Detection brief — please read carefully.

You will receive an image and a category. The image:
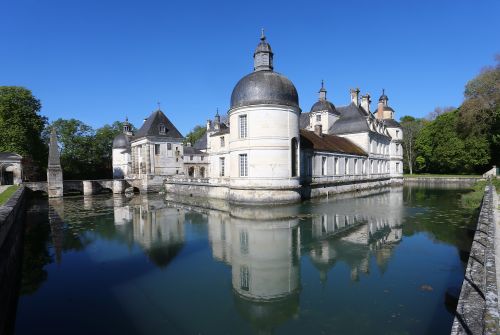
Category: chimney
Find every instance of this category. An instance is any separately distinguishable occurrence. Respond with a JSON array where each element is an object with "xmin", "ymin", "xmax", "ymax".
[
  {"xmin": 214, "ymin": 109, "xmax": 220, "ymax": 130},
  {"xmin": 187, "ymin": 142, "xmax": 192, "ymax": 147},
  {"xmin": 206, "ymin": 119, "xmax": 212, "ymax": 131},
  {"xmin": 350, "ymin": 88, "xmax": 360, "ymax": 106},
  {"xmin": 361, "ymin": 94, "xmax": 371, "ymax": 113},
  {"xmin": 314, "ymin": 124, "xmax": 323, "ymax": 136}
]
